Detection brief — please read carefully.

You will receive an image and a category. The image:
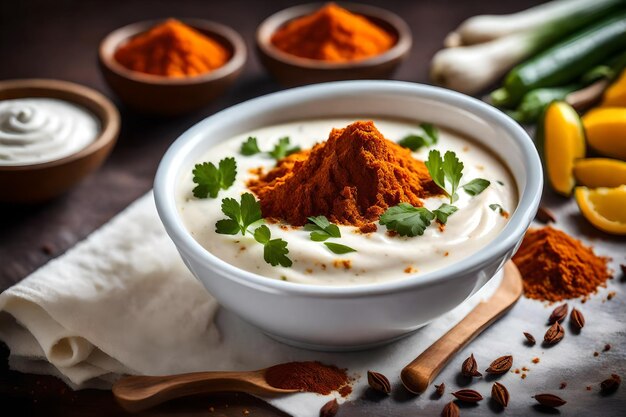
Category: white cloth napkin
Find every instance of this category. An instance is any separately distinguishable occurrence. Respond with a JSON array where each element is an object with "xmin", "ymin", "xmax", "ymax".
[{"xmin": 1, "ymin": 193, "xmax": 623, "ymax": 417}]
